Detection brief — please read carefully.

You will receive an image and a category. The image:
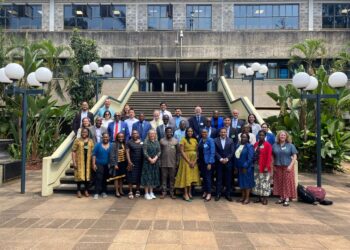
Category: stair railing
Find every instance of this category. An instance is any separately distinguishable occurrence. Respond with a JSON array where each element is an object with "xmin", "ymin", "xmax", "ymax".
[{"xmin": 41, "ymin": 77, "xmax": 138, "ymax": 196}]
